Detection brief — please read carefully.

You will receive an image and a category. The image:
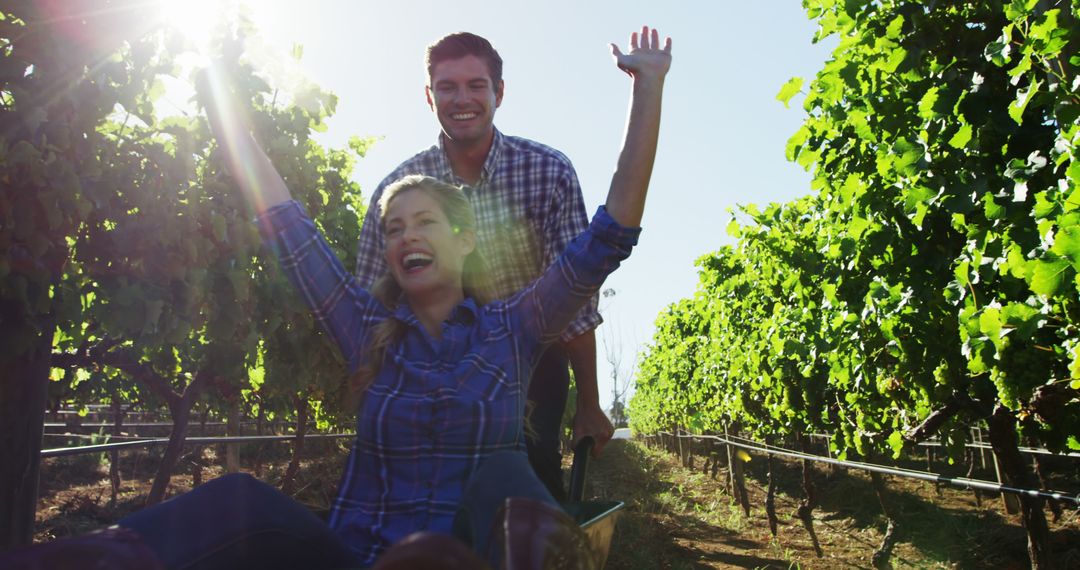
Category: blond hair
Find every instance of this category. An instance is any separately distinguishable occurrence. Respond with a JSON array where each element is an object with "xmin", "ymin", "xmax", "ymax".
[{"xmin": 348, "ymin": 176, "xmax": 493, "ymax": 403}]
